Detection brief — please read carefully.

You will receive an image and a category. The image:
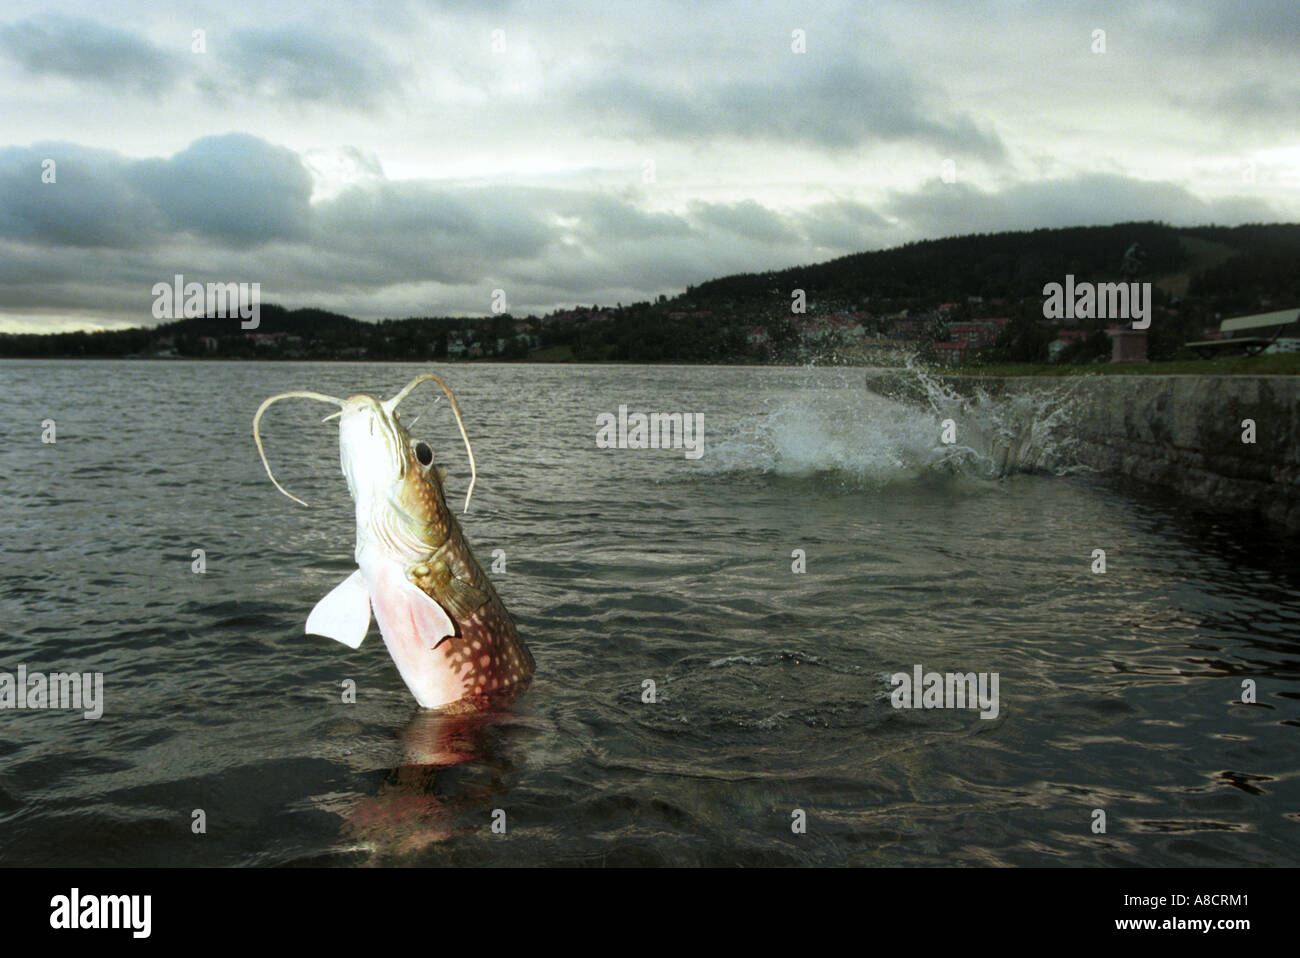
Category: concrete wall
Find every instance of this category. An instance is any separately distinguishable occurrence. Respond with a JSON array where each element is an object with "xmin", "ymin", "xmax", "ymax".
[{"xmin": 951, "ymin": 375, "xmax": 1300, "ymax": 531}]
